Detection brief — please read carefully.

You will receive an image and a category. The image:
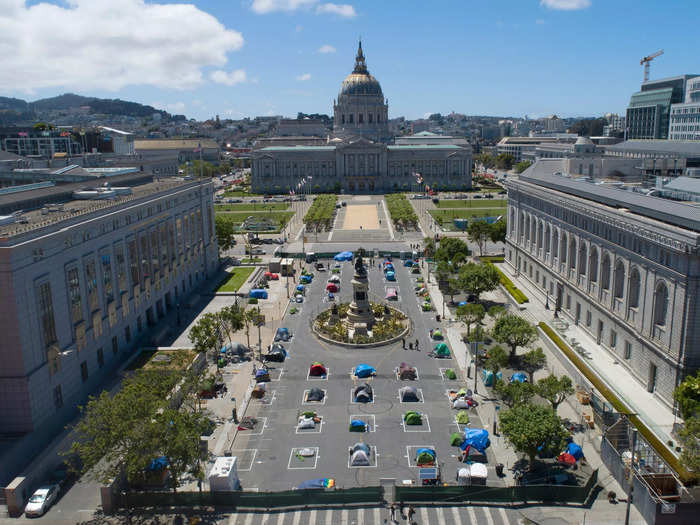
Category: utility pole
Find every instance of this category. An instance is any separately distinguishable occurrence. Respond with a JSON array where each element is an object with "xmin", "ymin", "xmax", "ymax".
[{"xmin": 624, "ymin": 428, "xmax": 638, "ymax": 525}]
